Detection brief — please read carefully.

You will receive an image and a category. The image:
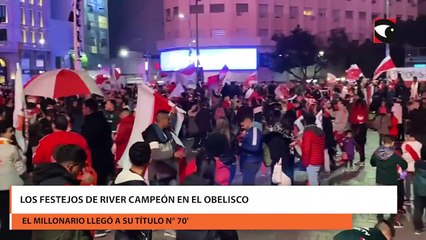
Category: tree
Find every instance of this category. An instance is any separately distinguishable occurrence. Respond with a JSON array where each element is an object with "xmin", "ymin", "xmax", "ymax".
[
  {"xmin": 396, "ymin": 16, "xmax": 426, "ymax": 47},
  {"xmin": 325, "ymin": 28, "xmax": 358, "ymax": 76},
  {"xmin": 272, "ymin": 26, "xmax": 327, "ymax": 82}
]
